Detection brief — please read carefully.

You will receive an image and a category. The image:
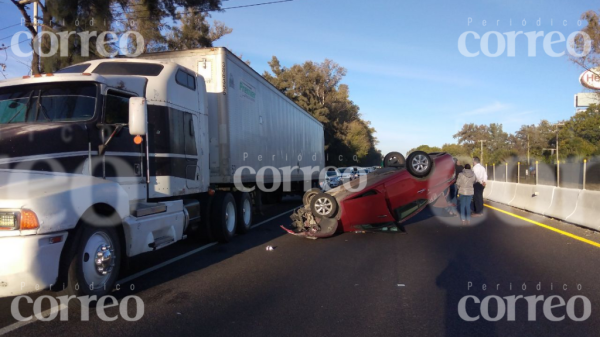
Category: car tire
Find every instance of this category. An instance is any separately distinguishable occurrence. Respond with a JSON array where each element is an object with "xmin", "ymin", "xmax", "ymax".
[
  {"xmin": 66, "ymin": 216, "xmax": 122, "ymax": 300},
  {"xmin": 406, "ymin": 151, "xmax": 433, "ymax": 178},
  {"xmin": 310, "ymin": 193, "xmax": 338, "ymax": 218},
  {"xmin": 211, "ymin": 192, "xmax": 237, "ymax": 243},
  {"xmin": 234, "ymin": 192, "xmax": 253, "ymax": 234},
  {"xmin": 384, "ymin": 151, "xmax": 406, "ymax": 168},
  {"xmin": 303, "ymin": 187, "xmax": 322, "ymax": 206}
]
